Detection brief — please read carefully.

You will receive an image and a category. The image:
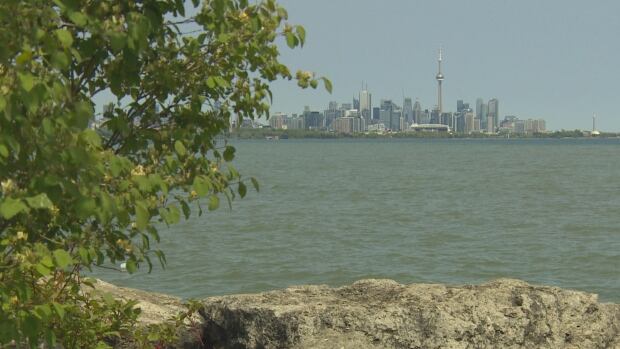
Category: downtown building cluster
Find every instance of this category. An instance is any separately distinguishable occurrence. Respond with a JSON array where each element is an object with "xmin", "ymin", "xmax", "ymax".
[
  {"xmin": 266, "ymin": 95, "xmax": 546, "ymax": 135},
  {"xmin": 264, "ymin": 49, "xmax": 546, "ymax": 135}
]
